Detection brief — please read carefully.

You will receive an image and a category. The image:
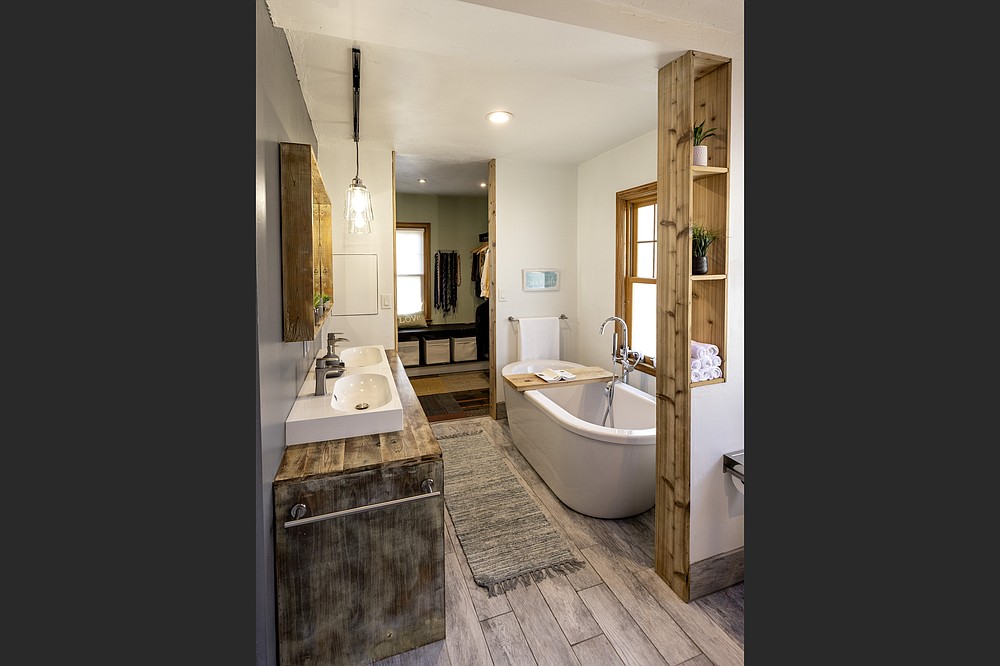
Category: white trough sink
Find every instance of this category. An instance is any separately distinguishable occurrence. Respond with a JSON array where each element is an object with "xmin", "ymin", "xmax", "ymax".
[
  {"xmin": 330, "ymin": 373, "xmax": 393, "ymax": 412},
  {"xmin": 285, "ymin": 345, "xmax": 403, "ymax": 445},
  {"xmin": 340, "ymin": 345, "xmax": 388, "ymax": 369}
]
